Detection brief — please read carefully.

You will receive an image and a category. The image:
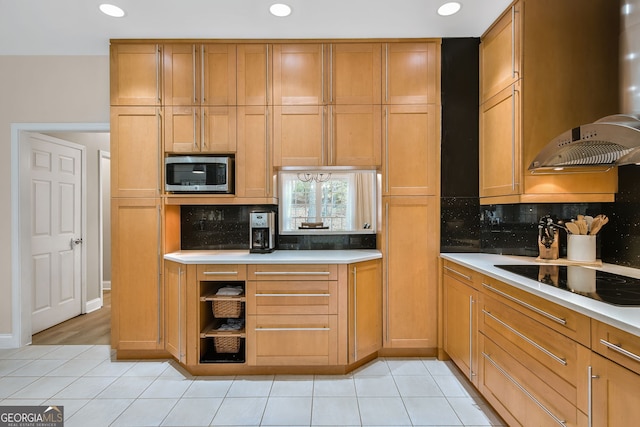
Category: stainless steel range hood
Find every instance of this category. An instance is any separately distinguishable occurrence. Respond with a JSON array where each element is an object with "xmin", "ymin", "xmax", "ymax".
[
  {"xmin": 529, "ymin": 0, "xmax": 640, "ymax": 174},
  {"xmin": 528, "ymin": 114, "xmax": 640, "ymax": 173}
]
